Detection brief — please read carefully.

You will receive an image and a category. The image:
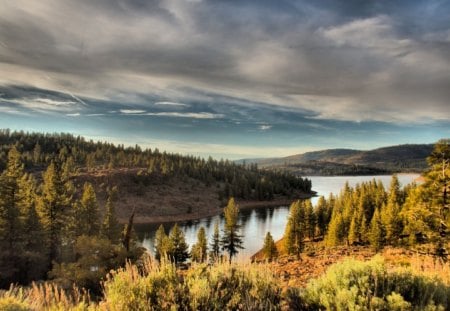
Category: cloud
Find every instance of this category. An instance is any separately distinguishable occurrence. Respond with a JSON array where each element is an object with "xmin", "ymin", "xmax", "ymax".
[
  {"xmin": 0, "ymin": 0, "xmax": 449, "ymax": 125},
  {"xmin": 1, "ymin": 97, "xmax": 79, "ymax": 113},
  {"xmin": 154, "ymin": 101, "xmax": 188, "ymax": 107},
  {"xmin": 259, "ymin": 125, "xmax": 272, "ymax": 131},
  {"xmin": 66, "ymin": 113, "xmax": 80, "ymax": 117},
  {"xmin": 119, "ymin": 109, "xmax": 146, "ymax": 114},
  {"xmin": 86, "ymin": 113, "xmax": 105, "ymax": 117},
  {"xmin": 145, "ymin": 112, "xmax": 224, "ymax": 119}
]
